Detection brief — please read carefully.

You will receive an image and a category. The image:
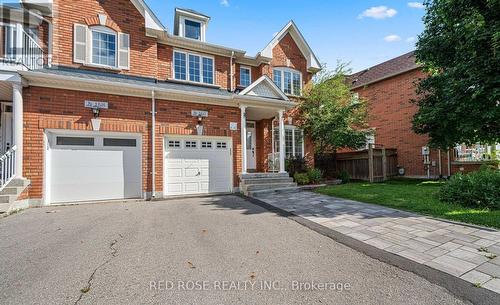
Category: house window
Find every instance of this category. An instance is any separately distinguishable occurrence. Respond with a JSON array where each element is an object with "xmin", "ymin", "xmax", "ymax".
[
  {"xmin": 185, "ymin": 141, "xmax": 197, "ymax": 148},
  {"xmin": 188, "ymin": 54, "xmax": 200, "ymax": 82},
  {"xmin": 273, "ymin": 126, "xmax": 304, "ymax": 158},
  {"xmin": 91, "ymin": 29, "xmax": 116, "ymax": 67},
  {"xmin": 184, "ymin": 19, "xmax": 201, "ymax": 40},
  {"xmin": 168, "ymin": 140, "xmax": 181, "ymax": 148},
  {"xmin": 174, "ymin": 52, "xmax": 187, "ymax": 80},
  {"xmin": 273, "ymin": 68, "xmax": 302, "ymax": 96},
  {"xmin": 240, "ymin": 66, "xmax": 251, "ymax": 87},
  {"xmin": 174, "ymin": 51, "xmax": 214, "ymax": 85},
  {"xmin": 201, "ymin": 141, "xmax": 212, "ymax": 148}
]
